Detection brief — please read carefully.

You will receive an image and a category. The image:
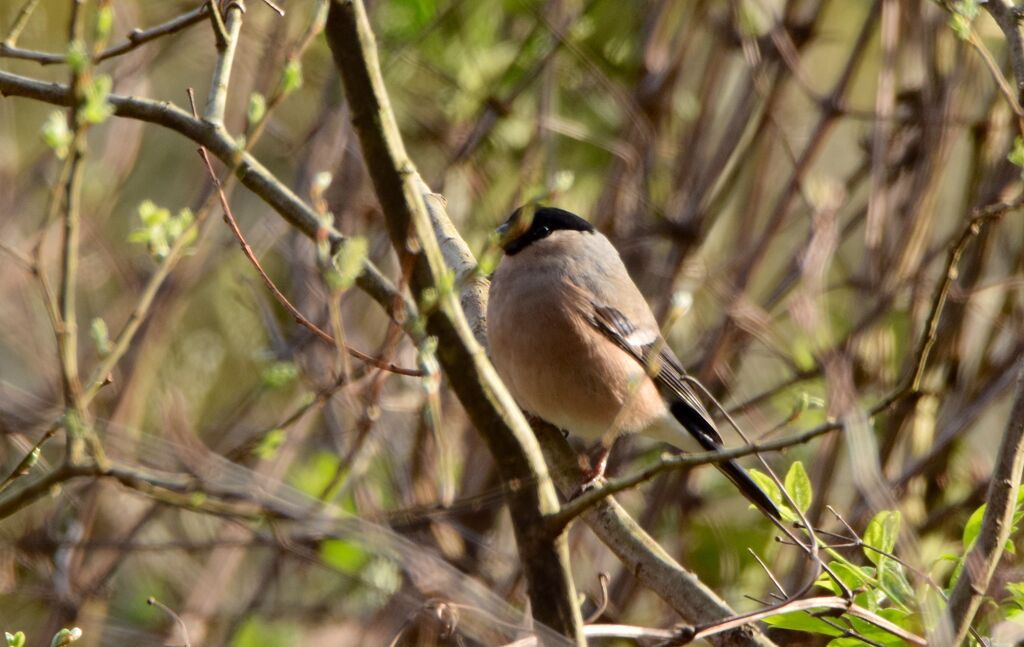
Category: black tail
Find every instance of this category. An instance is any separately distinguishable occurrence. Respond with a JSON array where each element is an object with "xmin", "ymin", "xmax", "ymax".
[
  {"xmin": 716, "ymin": 459, "xmax": 782, "ymax": 521},
  {"xmin": 669, "ymin": 400, "xmax": 782, "ymax": 521}
]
